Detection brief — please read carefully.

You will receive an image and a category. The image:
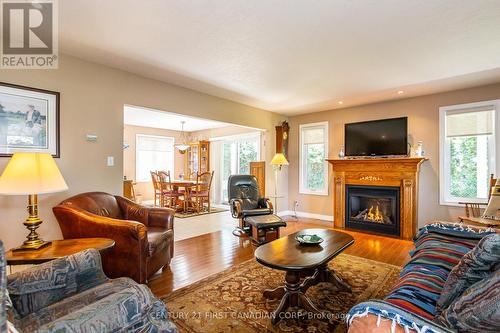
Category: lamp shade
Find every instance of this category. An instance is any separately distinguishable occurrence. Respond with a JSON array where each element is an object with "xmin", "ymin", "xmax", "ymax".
[
  {"xmin": 0, "ymin": 153, "xmax": 68, "ymax": 195},
  {"xmin": 271, "ymin": 153, "xmax": 289, "ymax": 166}
]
